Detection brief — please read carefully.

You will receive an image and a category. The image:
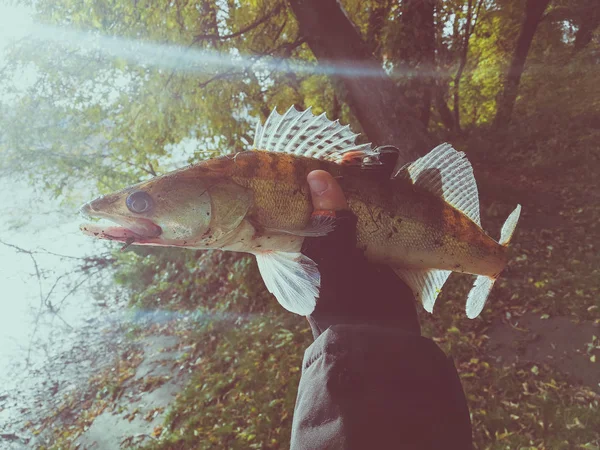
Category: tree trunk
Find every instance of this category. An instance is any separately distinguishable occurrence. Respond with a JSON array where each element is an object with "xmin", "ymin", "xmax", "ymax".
[
  {"xmin": 573, "ymin": 1, "xmax": 600, "ymax": 54},
  {"xmin": 493, "ymin": 0, "xmax": 552, "ymax": 131},
  {"xmin": 366, "ymin": 0, "xmax": 393, "ymax": 60},
  {"xmin": 399, "ymin": 0, "xmax": 436, "ymax": 129},
  {"xmin": 453, "ymin": 0, "xmax": 474, "ymax": 132},
  {"xmin": 435, "ymin": 83, "xmax": 457, "ymax": 131},
  {"xmin": 287, "ymin": 0, "xmax": 433, "ymax": 161}
]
